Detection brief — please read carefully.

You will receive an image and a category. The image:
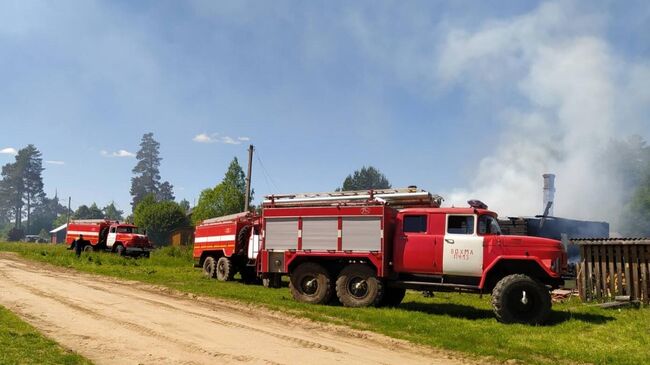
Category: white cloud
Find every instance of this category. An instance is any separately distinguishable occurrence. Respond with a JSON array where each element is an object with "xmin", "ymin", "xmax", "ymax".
[
  {"xmin": 193, "ymin": 133, "xmax": 216, "ymax": 143},
  {"xmin": 0, "ymin": 147, "xmax": 17, "ymax": 155},
  {"xmin": 45, "ymin": 160, "xmax": 65, "ymax": 165},
  {"xmin": 220, "ymin": 136, "xmax": 239, "ymax": 145},
  {"xmin": 101, "ymin": 149, "xmax": 135, "ymax": 158},
  {"xmin": 193, "ymin": 133, "xmax": 250, "ymax": 145}
]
